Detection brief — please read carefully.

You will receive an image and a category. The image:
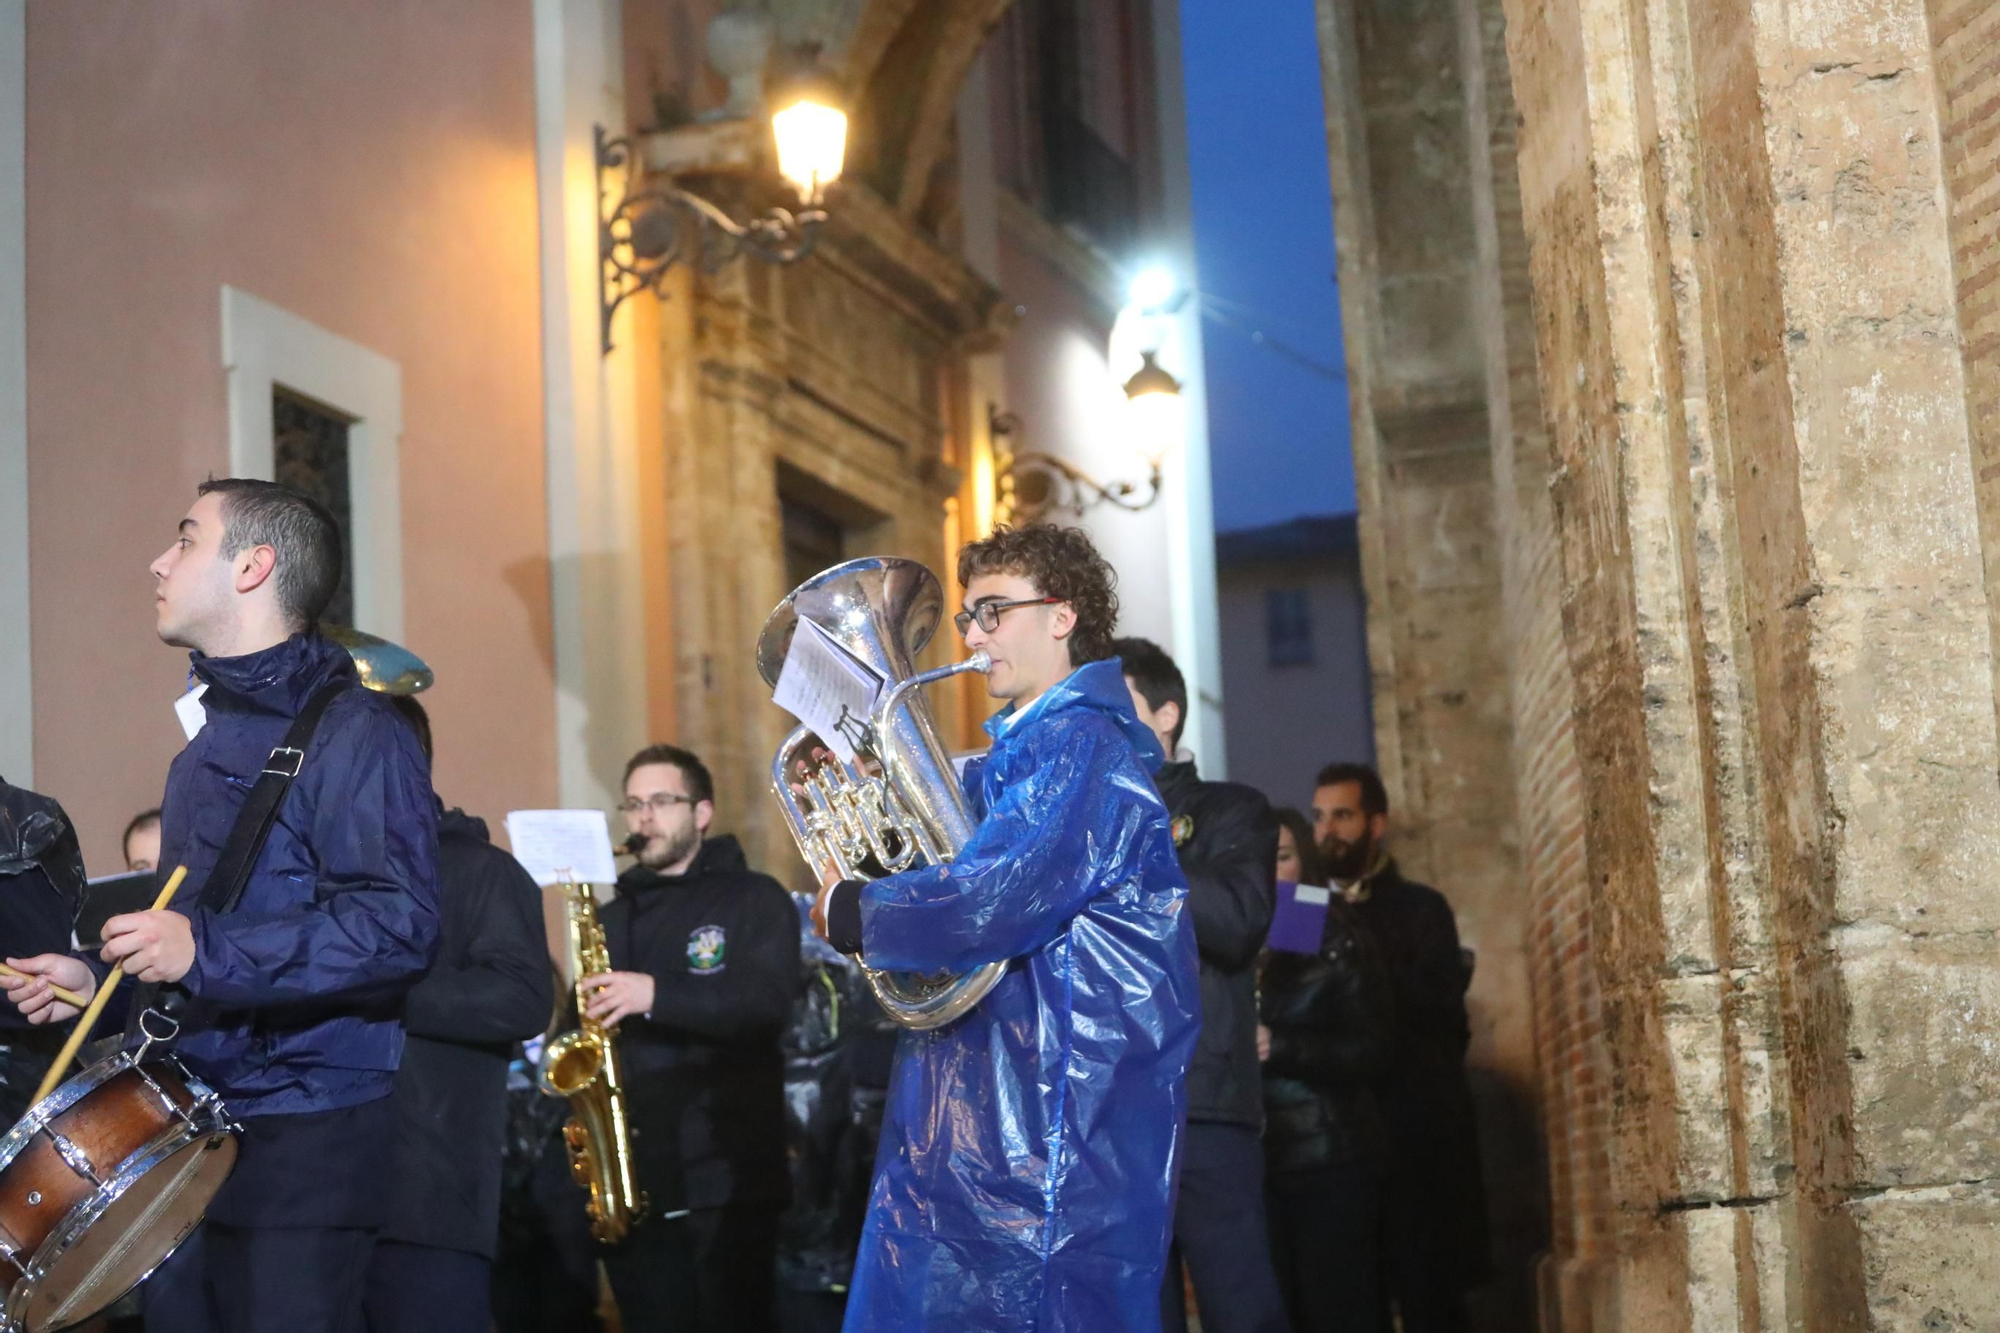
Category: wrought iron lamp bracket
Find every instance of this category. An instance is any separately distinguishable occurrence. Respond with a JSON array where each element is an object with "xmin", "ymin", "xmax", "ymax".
[
  {"xmin": 597, "ymin": 126, "xmax": 826, "ymax": 353},
  {"xmin": 989, "ymin": 405, "xmax": 1163, "ymax": 526}
]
